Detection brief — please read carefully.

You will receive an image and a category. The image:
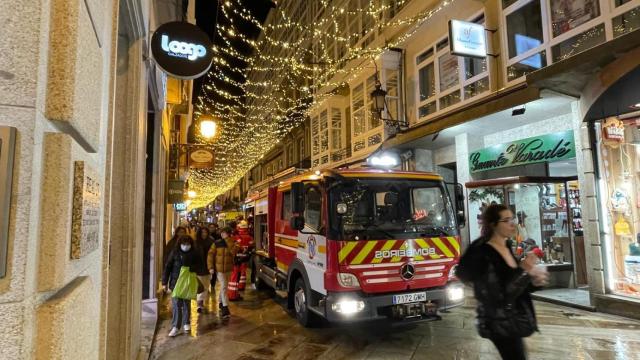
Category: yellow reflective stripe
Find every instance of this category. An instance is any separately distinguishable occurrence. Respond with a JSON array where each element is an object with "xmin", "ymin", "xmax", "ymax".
[
  {"xmin": 338, "ymin": 241, "xmax": 358, "ymax": 263},
  {"xmin": 415, "ymin": 238, "xmax": 440, "ymax": 259},
  {"xmin": 446, "ymin": 236, "xmax": 460, "ymax": 255},
  {"xmin": 432, "ymin": 237, "xmax": 454, "ymax": 258},
  {"xmin": 391, "ymin": 242, "xmax": 408, "ymax": 263},
  {"xmin": 372, "ymin": 240, "xmax": 397, "ymax": 264},
  {"xmin": 351, "ymin": 241, "xmax": 377, "ymax": 265}
]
